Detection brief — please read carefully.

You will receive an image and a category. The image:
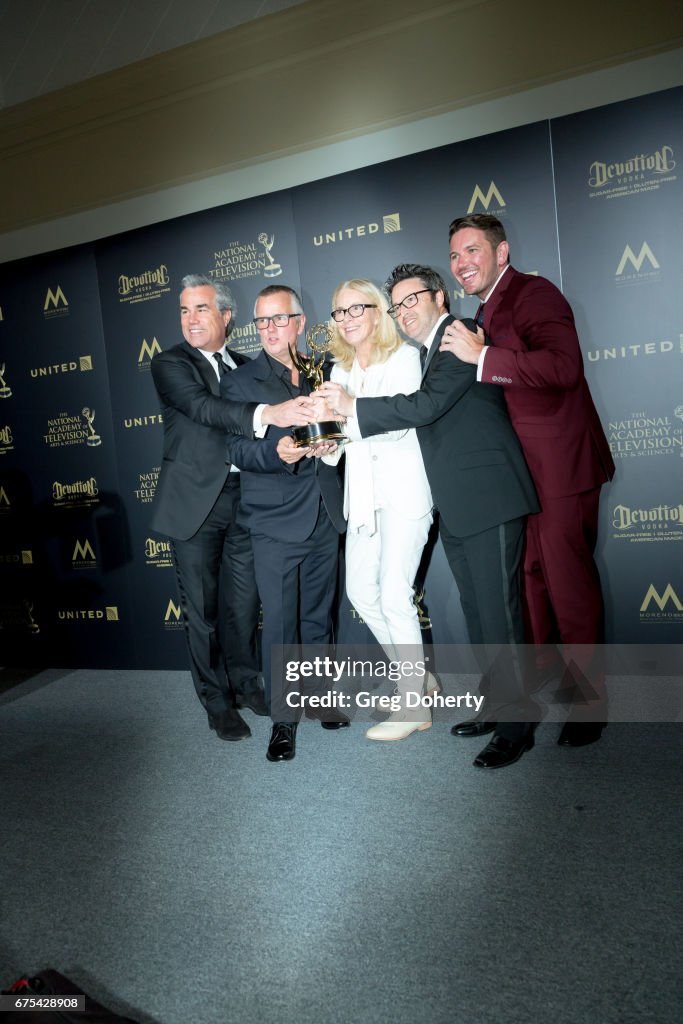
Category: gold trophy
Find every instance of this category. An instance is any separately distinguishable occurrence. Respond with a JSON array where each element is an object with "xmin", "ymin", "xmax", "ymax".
[
  {"xmin": 23, "ymin": 600, "xmax": 41, "ymax": 635},
  {"xmin": 289, "ymin": 323, "xmax": 347, "ymax": 449},
  {"xmin": 82, "ymin": 407, "xmax": 102, "ymax": 447},
  {"xmin": 0, "ymin": 364, "xmax": 11, "ymax": 398},
  {"xmin": 258, "ymin": 233, "xmax": 283, "ymax": 279}
]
